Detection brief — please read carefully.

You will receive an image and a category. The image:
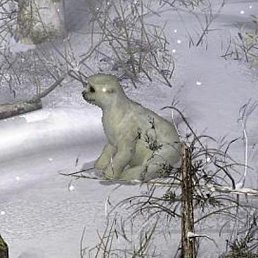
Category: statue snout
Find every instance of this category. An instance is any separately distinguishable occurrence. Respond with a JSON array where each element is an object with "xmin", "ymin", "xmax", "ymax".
[{"xmin": 82, "ymin": 90, "xmax": 87, "ymax": 100}]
